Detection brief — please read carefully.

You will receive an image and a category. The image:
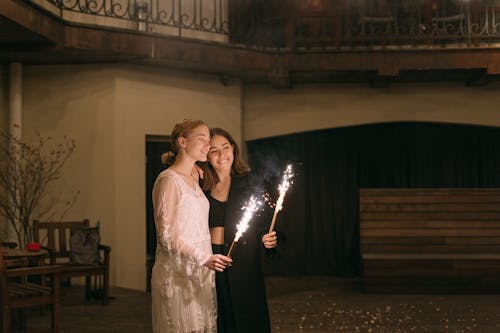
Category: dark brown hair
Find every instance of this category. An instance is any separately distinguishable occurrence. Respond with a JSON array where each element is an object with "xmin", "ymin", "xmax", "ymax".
[
  {"xmin": 201, "ymin": 128, "xmax": 250, "ymax": 191},
  {"xmin": 161, "ymin": 119, "xmax": 207, "ymax": 166}
]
